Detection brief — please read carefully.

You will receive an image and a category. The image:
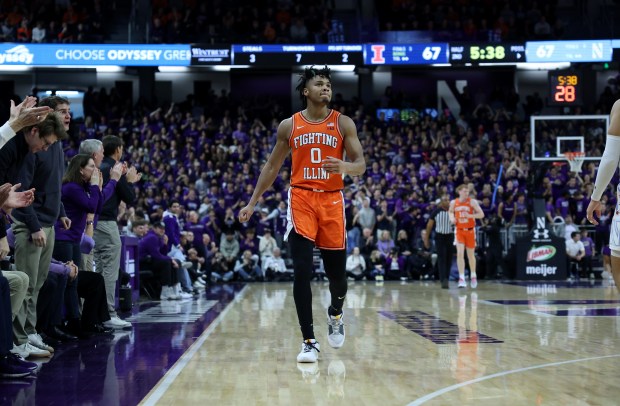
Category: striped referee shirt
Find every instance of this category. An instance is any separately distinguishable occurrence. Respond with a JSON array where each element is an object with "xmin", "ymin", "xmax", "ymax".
[{"xmin": 429, "ymin": 207, "xmax": 453, "ymax": 235}]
